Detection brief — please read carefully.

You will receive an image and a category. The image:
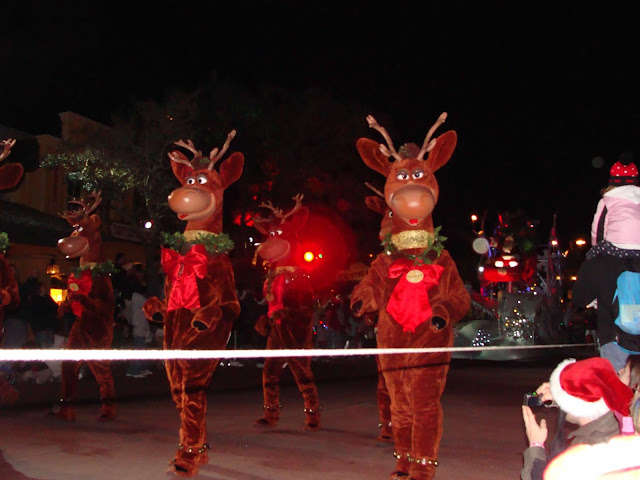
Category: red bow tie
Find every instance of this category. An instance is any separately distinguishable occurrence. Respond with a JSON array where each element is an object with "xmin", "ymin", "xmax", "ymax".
[
  {"xmin": 67, "ymin": 269, "xmax": 93, "ymax": 317},
  {"xmin": 386, "ymin": 258, "xmax": 444, "ymax": 332},
  {"xmin": 161, "ymin": 244, "xmax": 209, "ymax": 311}
]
